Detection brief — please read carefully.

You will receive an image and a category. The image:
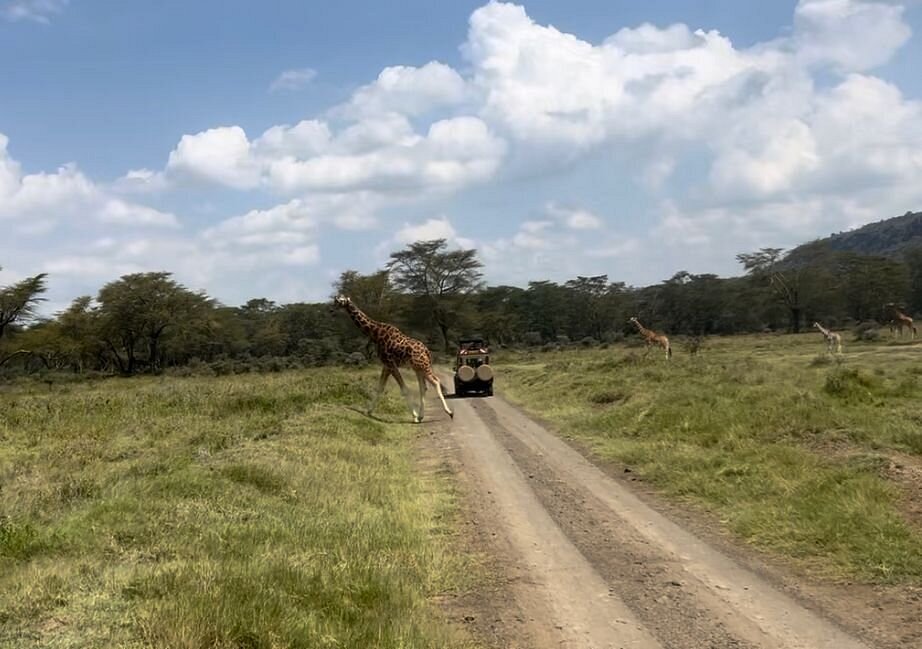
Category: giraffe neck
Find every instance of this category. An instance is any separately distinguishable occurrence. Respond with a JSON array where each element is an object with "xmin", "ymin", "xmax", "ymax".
[
  {"xmin": 345, "ymin": 303, "xmax": 385, "ymax": 342},
  {"xmin": 633, "ymin": 321, "xmax": 654, "ymax": 338},
  {"xmin": 816, "ymin": 324, "xmax": 829, "ymax": 336}
]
